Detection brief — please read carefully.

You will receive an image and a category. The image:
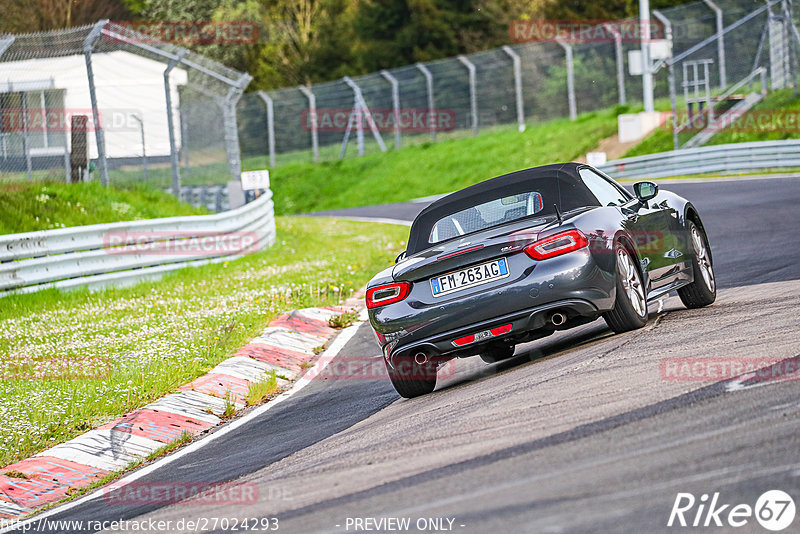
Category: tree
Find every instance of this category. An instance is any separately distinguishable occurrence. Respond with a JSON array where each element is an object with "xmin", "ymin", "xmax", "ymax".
[{"xmin": 0, "ymin": 0, "xmax": 130, "ymax": 34}]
